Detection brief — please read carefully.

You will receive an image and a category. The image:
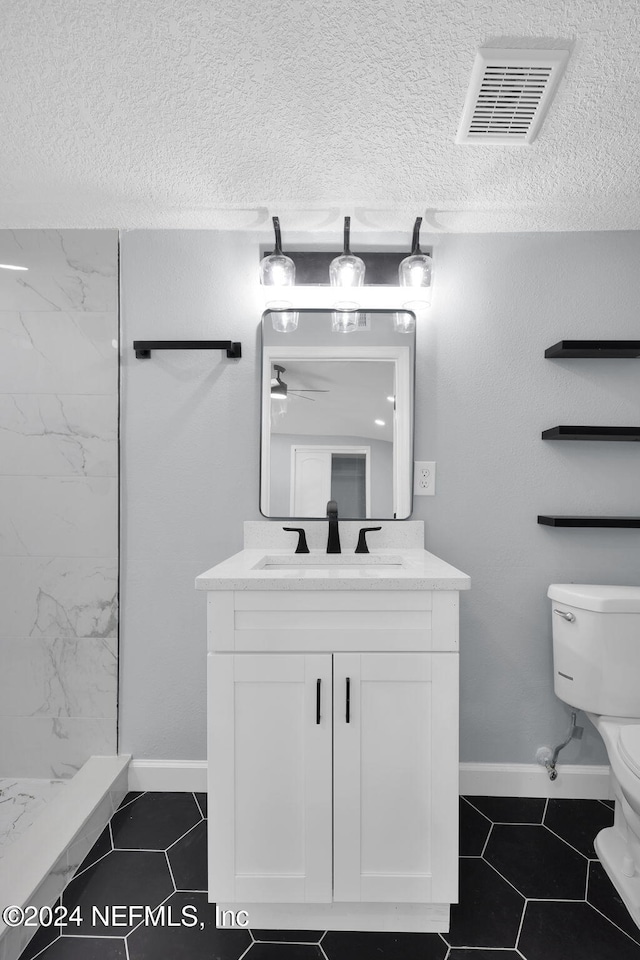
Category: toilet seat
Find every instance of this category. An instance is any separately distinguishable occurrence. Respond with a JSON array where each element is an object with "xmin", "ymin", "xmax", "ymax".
[{"xmin": 618, "ymin": 725, "xmax": 640, "ymax": 778}]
